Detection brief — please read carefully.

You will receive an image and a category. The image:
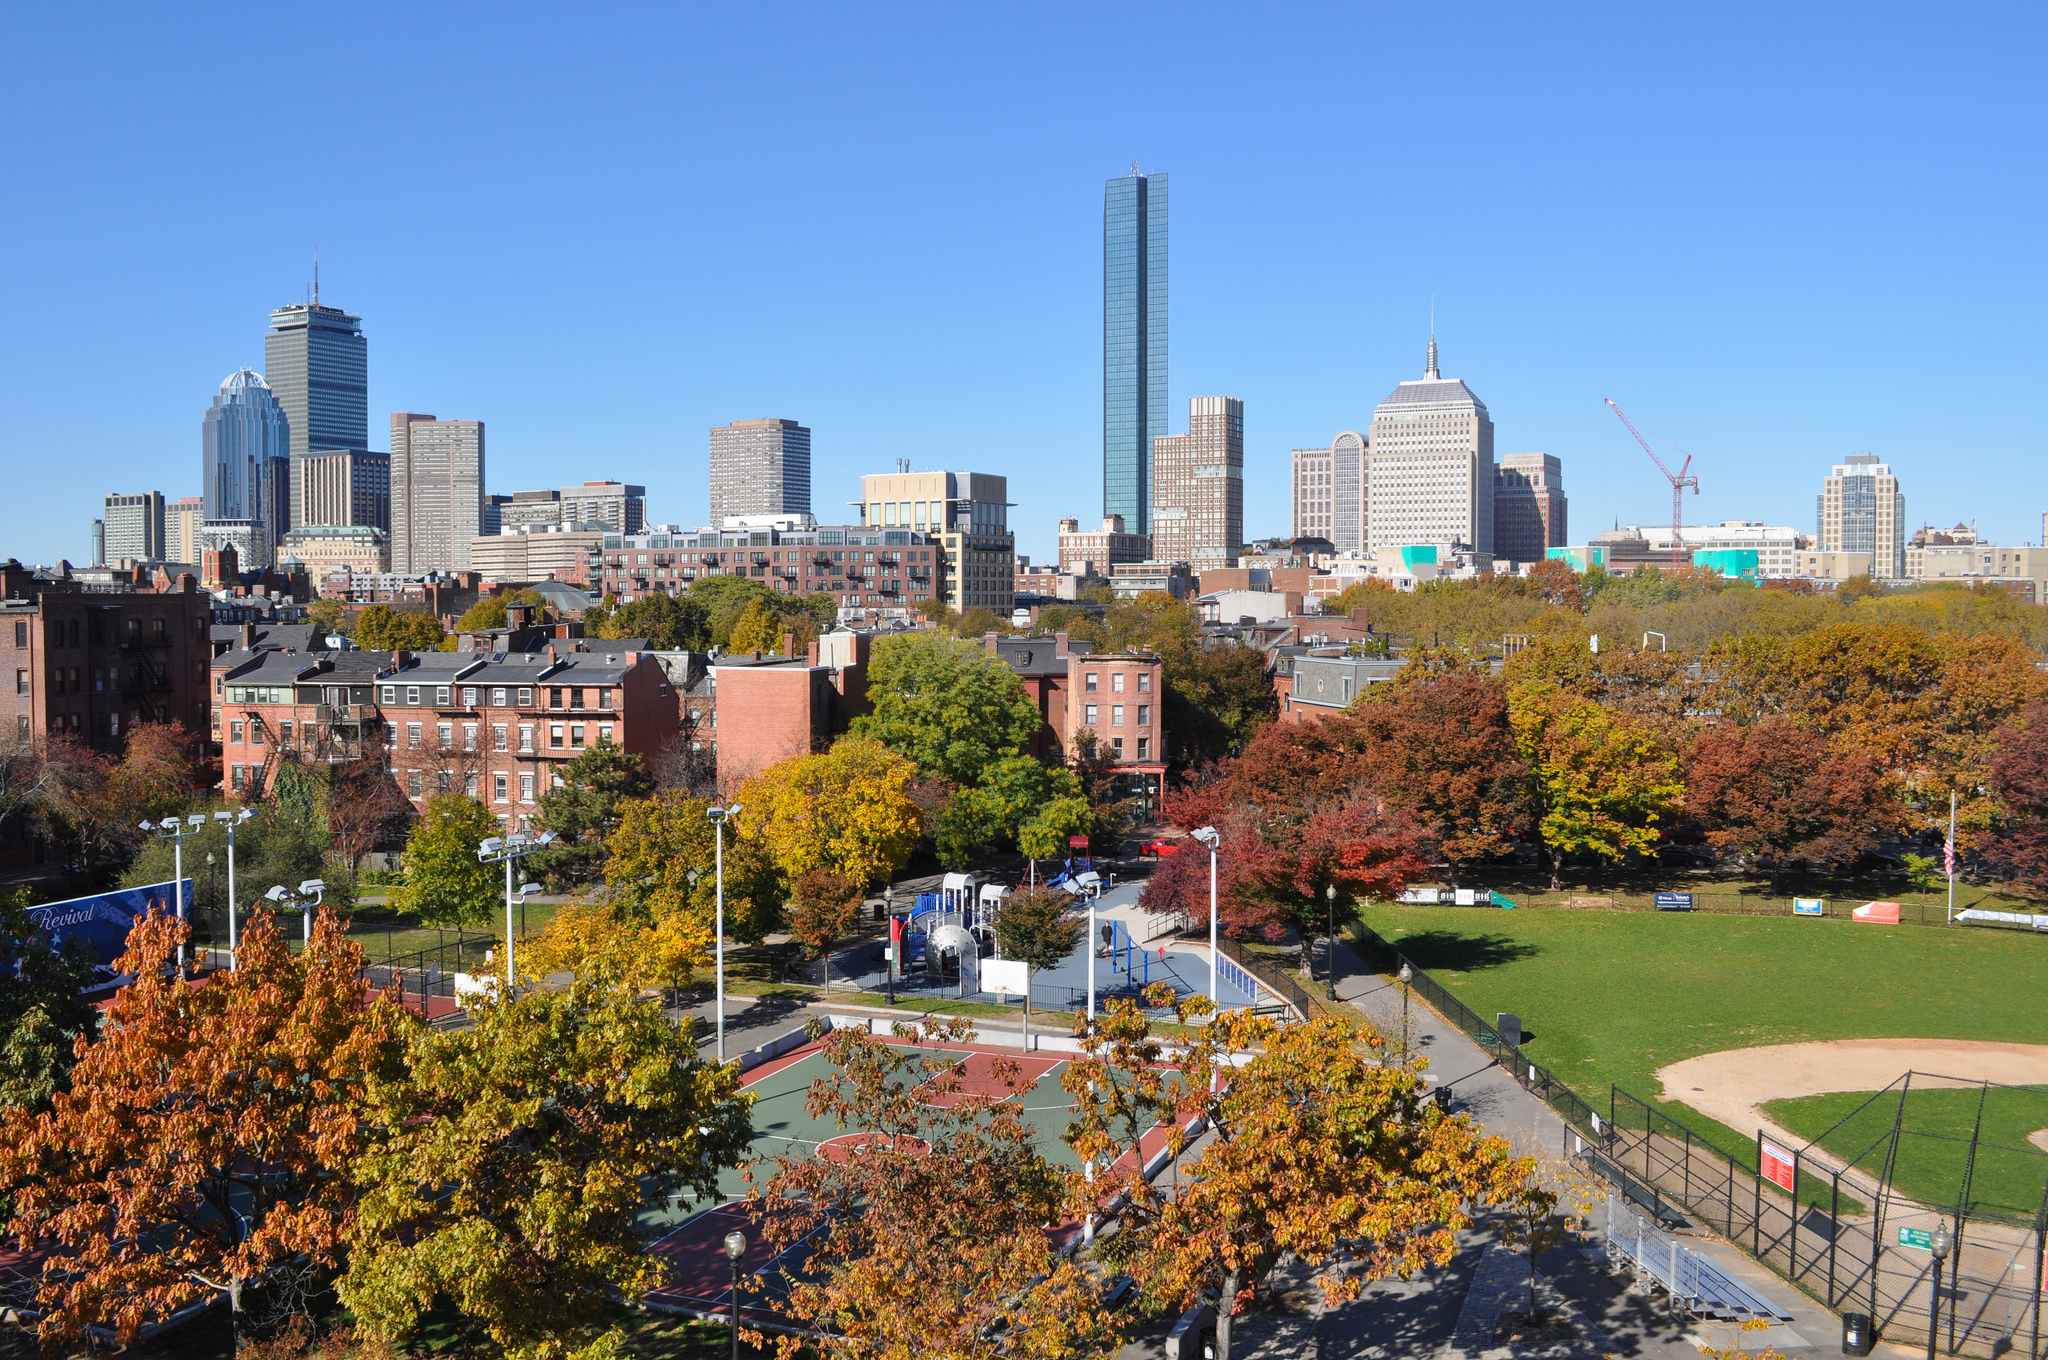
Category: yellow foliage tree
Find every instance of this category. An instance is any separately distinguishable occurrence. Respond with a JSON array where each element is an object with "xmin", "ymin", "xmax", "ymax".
[
  {"xmin": 728, "ymin": 600, "xmax": 785, "ymax": 655},
  {"xmin": 735, "ymin": 738, "xmax": 921, "ymax": 890}
]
